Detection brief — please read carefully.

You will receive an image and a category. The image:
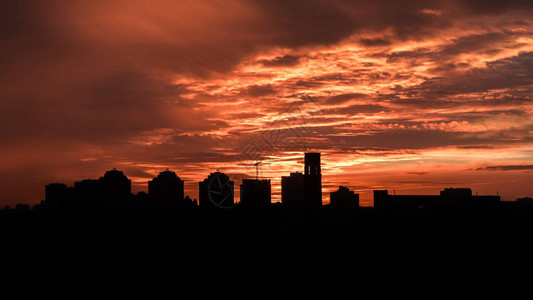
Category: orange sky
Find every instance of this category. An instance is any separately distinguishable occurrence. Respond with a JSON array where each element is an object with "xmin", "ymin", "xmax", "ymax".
[{"xmin": 1, "ymin": 0, "xmax": 532, "ymax": 206}]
